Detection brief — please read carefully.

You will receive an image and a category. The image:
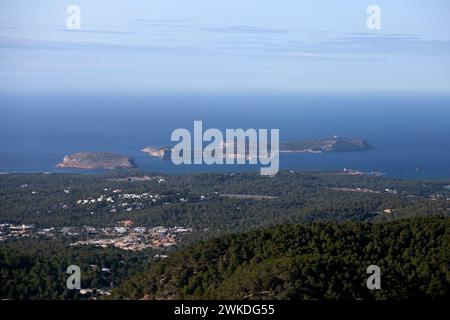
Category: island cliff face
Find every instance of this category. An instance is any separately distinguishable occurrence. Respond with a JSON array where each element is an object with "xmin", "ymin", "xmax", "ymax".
[
  {"xmin": 141, "ymin": 147, "xmax": 172, "ymax": 160},
  {"xmin": 57, "ymin": 152, "xmax": 136, "ymax": 169}
]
